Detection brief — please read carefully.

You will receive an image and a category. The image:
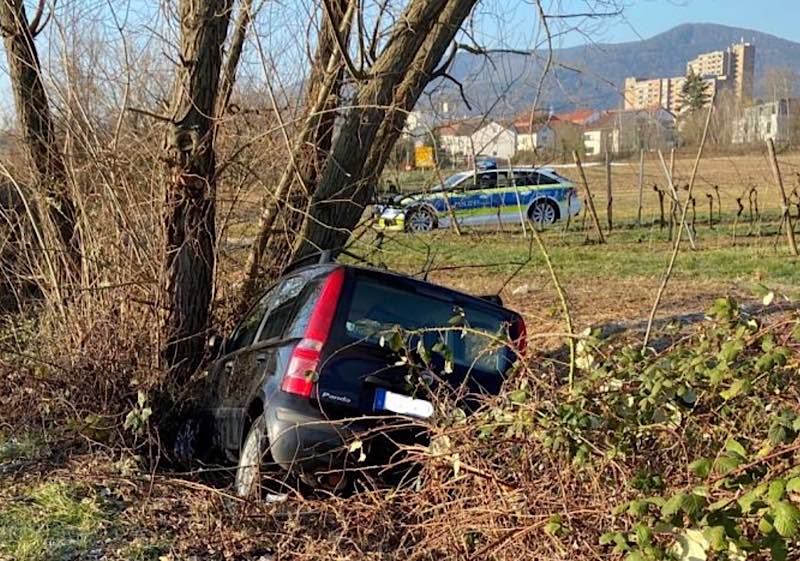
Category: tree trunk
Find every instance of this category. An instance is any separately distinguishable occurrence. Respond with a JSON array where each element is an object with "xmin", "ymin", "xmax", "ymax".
[
  {"xmin": 361, "ymin": 0, "xmax": 478, "ymax": 183},
  {"xmin": 0, "ymin": 0, "xmax": 80, "ymax": 273},
  {"xmin": 217, "ymin": 0, "xmax": 253, "ymax": 117},
  {"xmin": 292, "ymin": 0, "xmax": 455, "ymax": 260},
  {"xmin": 161, "ymin": 0, "xmax": 232, "ymax": 384}
]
